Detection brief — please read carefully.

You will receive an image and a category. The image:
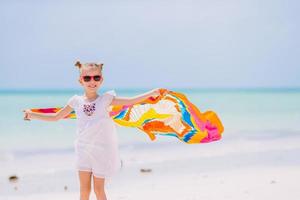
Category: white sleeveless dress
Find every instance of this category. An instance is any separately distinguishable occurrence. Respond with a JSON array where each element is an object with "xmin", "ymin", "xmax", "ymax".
[{"xmin": 67, "ymin": 90, "xmax": 121, "ymax": 178}]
